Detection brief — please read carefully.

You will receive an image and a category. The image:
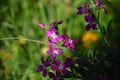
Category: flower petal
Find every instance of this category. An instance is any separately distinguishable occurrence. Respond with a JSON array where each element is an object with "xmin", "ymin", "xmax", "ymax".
[
  {"xmin": 46, "ymin": 30, "xmax": 52, "ymax": 37},
  {"xmin": 51, "ymin": 64, "xmax": 59, "ymax": 71},
  {"xmin": 38, "ymin": 23, "xmax": 45, "ymax": 28},
  {"xmin": 51, "ymin": 53, "xmax": 56, "ymax": 58},
  {"xmin": 54, "ymin": 59, "xmax": 61, "ymax": 66},
  {"xmin": 57, "ymin": 35, "xmax": 63, "ymax": 41},
  {"xmin": 51, "ymin": 38, "xmax": 57, "ymax": 43},
  {"xmin": 86, "ymin": 24, "xmax": 91, "ymax": 31},
  {"xmin": 45, "ymin": 58, "xmax": 50, "ymax": 67},
  {"xmin": 70, "ymin": 43, "xmax": 75, "ymax": 51},
  {"xmin": 84, "ymin": 3, "xmax": 89, "ymax": 13},
  {"xmin": 37, "ymin": 65, "xmax": 43, "ymax": 72},
  {"xmin": 42, "ymin": 69, "xmax": 47, "ymax": 77},
  {"xmin": 62, "ymin": 68, "xmax": 69, "ymax": 75},
  {"xmin": 85, "ymin": 14, "xmax": 93, "ymax": 23},
  {"xmin": 77, "ymin": 7, "xmax": 83, "ymax": 14},
  {"xmin": 63, "ymin": 42, "xmax": 69, "ymax": 47},
  {"xmin": 62, "ymin": 34, "xmax": 69, "ymax": 41},
  {"xmin": 48, "ymin": 72, "xmax": 55, "ymax": 78},
  {"xmin": 72, "ymin": 39, "xmax": 79, "ymax": 44},
  {"xmin": 41, "ymin": 57, "xmax": 45, "ymax": 64},
  {"xmin": 91, "ymin": 23, "xmax": 97, "ymax": 30}
]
